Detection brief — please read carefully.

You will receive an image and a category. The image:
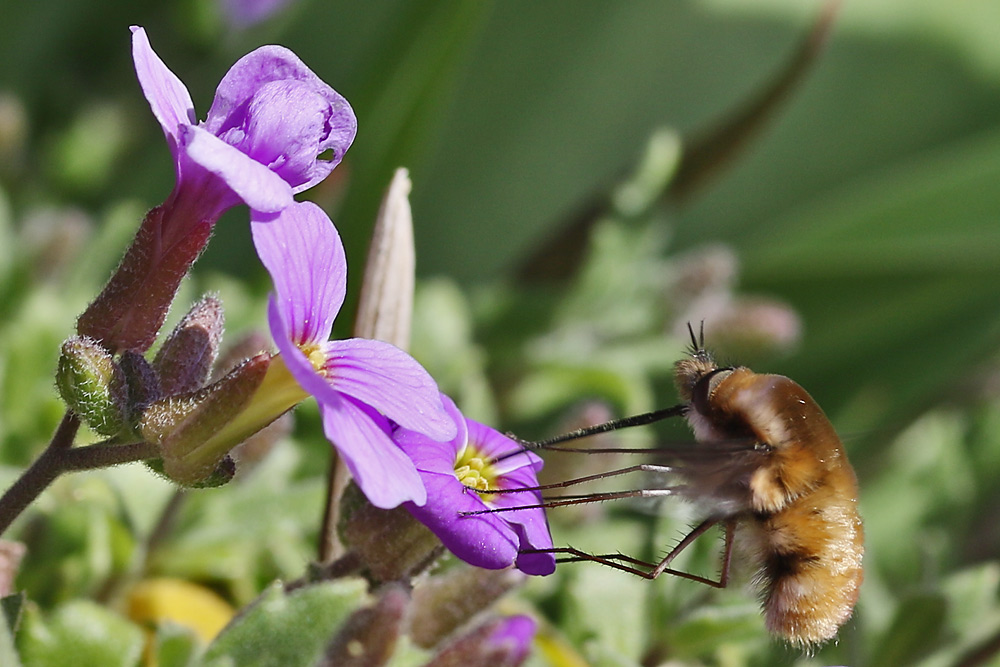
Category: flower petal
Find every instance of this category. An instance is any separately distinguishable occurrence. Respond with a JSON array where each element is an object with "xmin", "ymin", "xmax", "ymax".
[
  {"xmin": 266, "ymin": 296, "xmax": 343, "ymax": 407},
  {"xmin": 323, "ymin": 339, "xmax": 456, "ymax": 442},
  {"xmin": 405, "ymin": 471, "xmax": 519, "ymax": 570},
  {"xmin": 130, "ymin": 26, "xmax": 196, "ymax": 146},
  {"xmin": 489, "ymin": 466, "xmax": 555, "ymax": 576},
  {"xmin": 267, "ymin": 298, "xmax": 424, "ymax": 508},
  {"xmin": 183, "ymin": 125, "xmax": 293, "ymax": 214},
  {"xmin": 203, "ymin": 45, "xmax": 356, "ymax": 192},
  {"xmin": 253, "ymin": 202, "xmax": 345, "ymax": 345},
  {"xmin": 394, "ymin": 397, "xmax": 467, "ymax": 477},
  {"xmin": 320, "ymin": 395, "xmax": 426, "ymax": 509},
  {"xmin": 465, "ymin": 419, "xmax": 542, "ymax": 475}
]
